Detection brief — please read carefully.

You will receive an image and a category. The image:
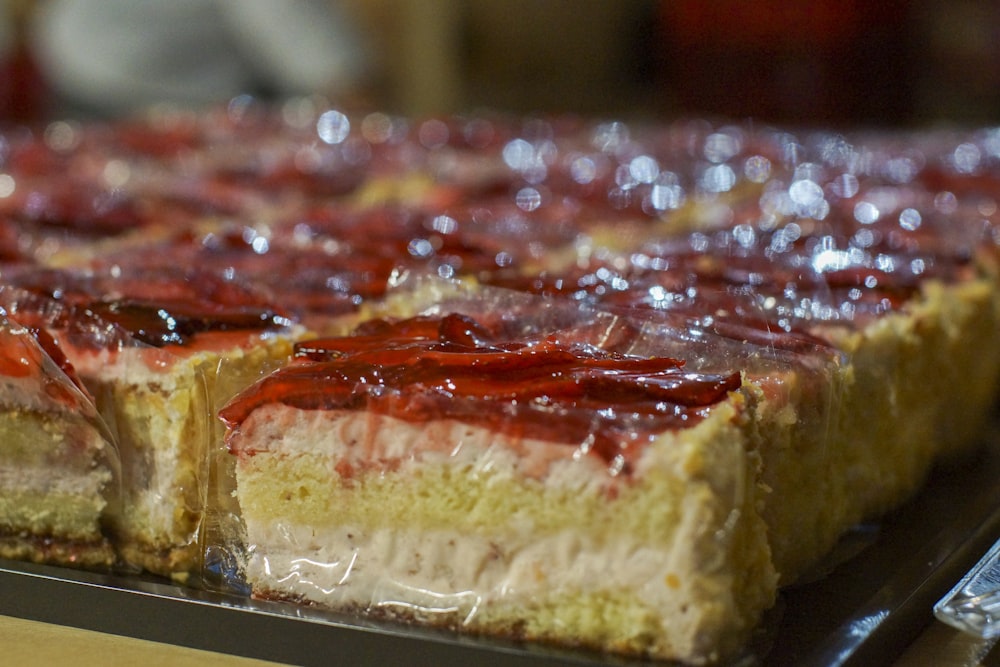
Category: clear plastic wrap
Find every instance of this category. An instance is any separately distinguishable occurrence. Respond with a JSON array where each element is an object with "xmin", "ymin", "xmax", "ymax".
[
  {"xmin": 214, "ymin": 276, "xmax": 846, "ymax": 663},
  {"xmin": 0, "ymin": 312, "xmax": 120, "ymax": 569},
  {"xmin": 207, "ymin": 117, "xmax": 1000, "ymax": 664},
  {"xmin": 0, "ymin": 265, "xmax": 299, "ymax": 580},
  {"xmin": 0, "ymin": 106, "xmax": 998, "ymax": 664}
]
